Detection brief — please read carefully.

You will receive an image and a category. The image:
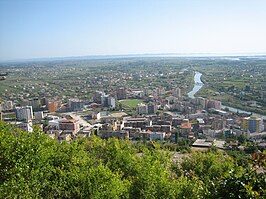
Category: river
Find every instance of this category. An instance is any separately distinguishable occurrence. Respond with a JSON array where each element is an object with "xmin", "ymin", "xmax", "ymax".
[
  {"xmin": 188, "ymin": 71, "xmax": 265, "ymax": 118},
  {"xmin": 187, "ymin": 71, "xmax": 203, "ymax": 99}
]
